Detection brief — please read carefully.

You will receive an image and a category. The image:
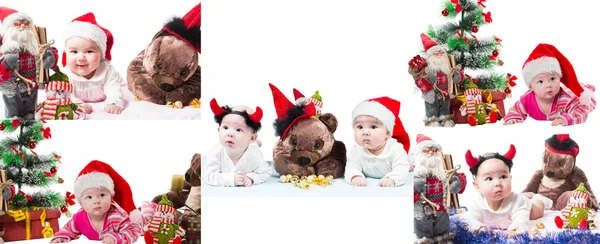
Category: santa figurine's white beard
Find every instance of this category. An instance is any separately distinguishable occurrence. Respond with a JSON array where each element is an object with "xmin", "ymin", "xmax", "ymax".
[
  {"xmin": 414, "ymin": 153, "xmax": 445, "ymax": 180},
  {"xmin": 425, "ymin": 54, "xmax": 451, "ymax": 75},
  {"xmin": 1, "ymin": 26, "xmax": 39, "ymax": 55}
]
